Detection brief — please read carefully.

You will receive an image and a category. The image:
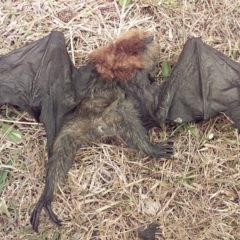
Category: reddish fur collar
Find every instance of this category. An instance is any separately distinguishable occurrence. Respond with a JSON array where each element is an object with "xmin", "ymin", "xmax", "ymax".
[{"xmin": 90, "ymin": 29, "xmax": 150, "ymax": 81}]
